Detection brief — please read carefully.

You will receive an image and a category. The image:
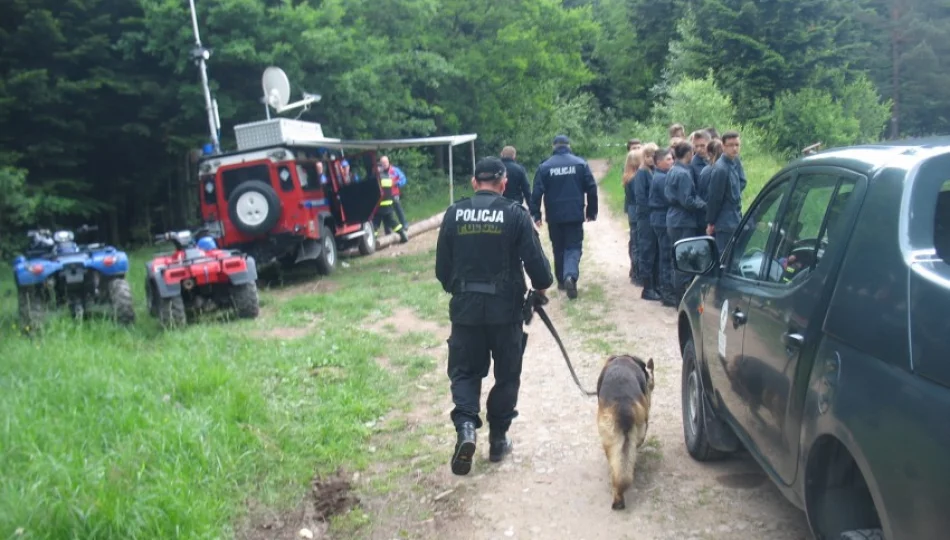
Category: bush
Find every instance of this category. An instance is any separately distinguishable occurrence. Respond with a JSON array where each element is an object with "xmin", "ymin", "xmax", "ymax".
[{"xmin": 651, "ymin": 73, "xmax": 738, "ymax": 137}]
